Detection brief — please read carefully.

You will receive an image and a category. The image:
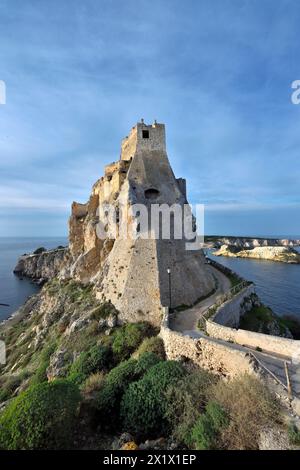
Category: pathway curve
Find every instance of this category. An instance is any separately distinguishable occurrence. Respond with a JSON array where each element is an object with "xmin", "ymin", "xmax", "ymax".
[
  {"xmin": 170, "ymin": 266, "xmax": 231, "ymax": 332},
  {"xmin": 169, "ymin": 266, "xmax": 300, "ymax": 399}
]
